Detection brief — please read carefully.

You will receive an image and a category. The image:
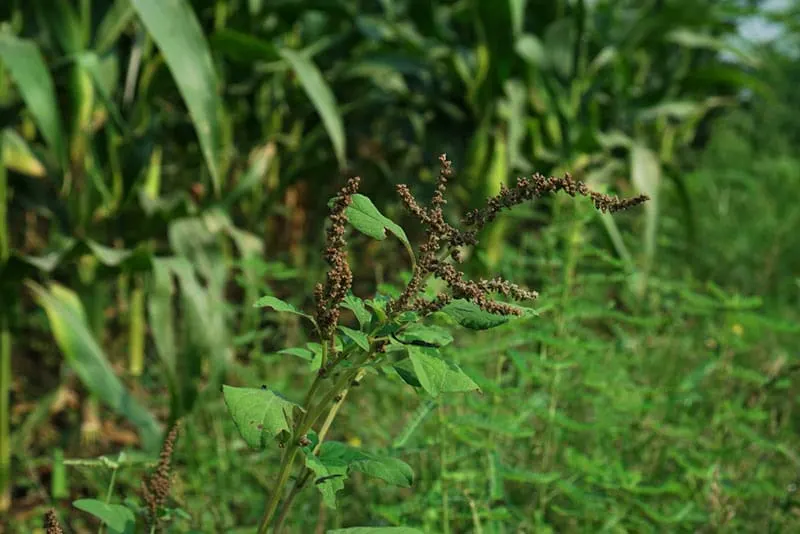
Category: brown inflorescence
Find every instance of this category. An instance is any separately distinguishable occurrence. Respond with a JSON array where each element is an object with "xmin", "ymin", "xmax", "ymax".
[
  {"xmin": 463, "ymin": 172, "xmax": 649, "ymax": 229},
  {"xmin": 142, "ymin": 422, "xmax": 181, "ymax": 530},
  {"xmin": 389, "ymin": 155, "xmax": 648, "ymax": 317},
  {"xmin": 45, "ymin": 509, "xmax": 64, "ymax": 534},
  {"xmin": 314, "ymin": 177, "xmax": 360, "ymax": 341}
]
